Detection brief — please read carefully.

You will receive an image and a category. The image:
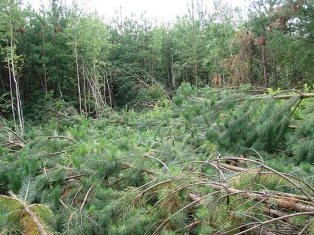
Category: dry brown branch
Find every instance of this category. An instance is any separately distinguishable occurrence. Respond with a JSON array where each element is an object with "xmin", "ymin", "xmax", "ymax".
[
  {"xmin": 59, "ymin": 199, "xmax": 68, "ymax": 209},
  {"xmin": 217, "ymin": 161, "xmax": 314, "ymax": 202},
  {"xmin": 70, "ymin": 186, "xmax": 83, "ymax": 207},
  {"xmin": 188, "ymin": 180, "xmax": 314, "ymax": 213},
  {"xmin": 272, "ymin": 93, "xmax": 314, "ymax": 99},
  {"xmin": 2, "ymin": 126, "xmax": 27, "ymax": 144},
  {"xmin": 220, "ymin": 157, "xmax": 314, "ymax": 202},
  {"xmin": 9, "ymin": 193, "xmax": 49, "ymax": 235},
  {"xmin": 215, "ymin": 162, "xmax": 246, "ymax": 172},
  {"xmin": 152, "ymin": 195, "xmax": 209, "ymax": 235},
  {"xmin": 235, "ymin": 212, "xmax": 314, "ymax": 235},
  {"xmin": 190, "ymin": 92, "xmax": 314, "ymax": 105},
  {"xmin": 298, "ymin": 221, "xmax": 312, "ymax": 235},
  {"xmin": 115, "ymin": 179, "xmax": 174, "ymax": 220},
  {"xmin": 211, "ymin": 182, "xmax": 314, "ymax": 212},
  {"xmin": 4, "ymin": 140, "xmax": 24, "ymax": 150},
  {"xmin": 80, "ymin": 184, "xmax": 95, "ymax": 212},
  {"xmin": 119, "ymin": 162, "xmax": 159, "ymax": 176},
  {"xmin": 66, "ymin": 174, "xmax": 86, "ymax": 181},
  {"xmin": 175, "ymin": 220, "xmax": 201, "ymax": 232}
]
